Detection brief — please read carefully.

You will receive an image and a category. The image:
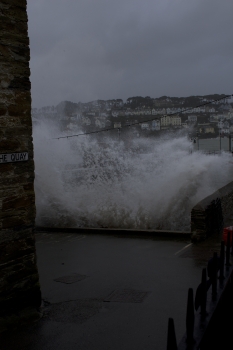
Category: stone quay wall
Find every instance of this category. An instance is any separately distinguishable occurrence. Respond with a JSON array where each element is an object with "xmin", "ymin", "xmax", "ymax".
[
  {"xmin": 0, "ymin": 0, "xmax": 41, "ymax": 324},
  {"xmin": 191, "ymin": 181, "xmax": 233, "ymax": 241}
]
